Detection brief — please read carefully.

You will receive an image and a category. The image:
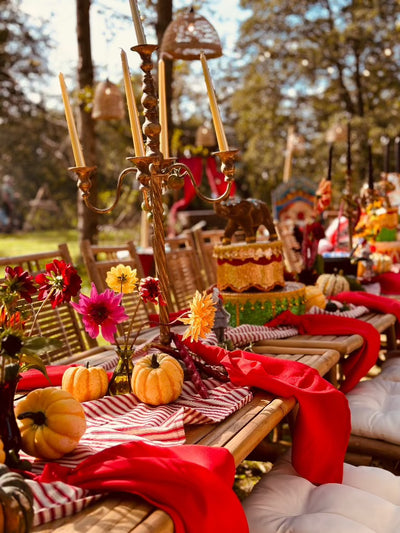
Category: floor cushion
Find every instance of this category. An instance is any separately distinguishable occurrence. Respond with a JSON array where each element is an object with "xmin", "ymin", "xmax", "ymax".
[
  {"xmin": 346, "ymin": 375, "xmax": 400, "ymax": 444},
  {"xmin": 378, "ymin": 358, "xmax": 400, "ymax": 381},
  {"xmin": 242, "ymin": 453, "xmax": 400, "ymax": 532}
]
